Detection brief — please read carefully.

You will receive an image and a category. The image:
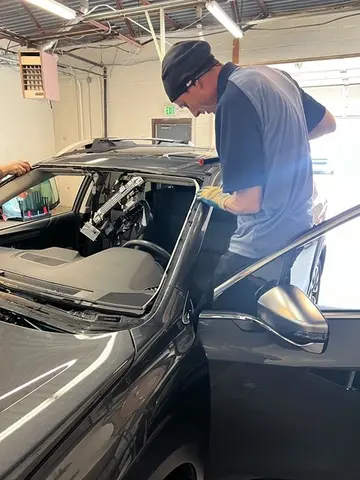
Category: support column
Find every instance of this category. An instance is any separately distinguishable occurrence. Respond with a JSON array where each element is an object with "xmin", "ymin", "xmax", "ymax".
[{"xmin": 232, "ymin": 38, "xmax": 240, "ymax": 64}]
